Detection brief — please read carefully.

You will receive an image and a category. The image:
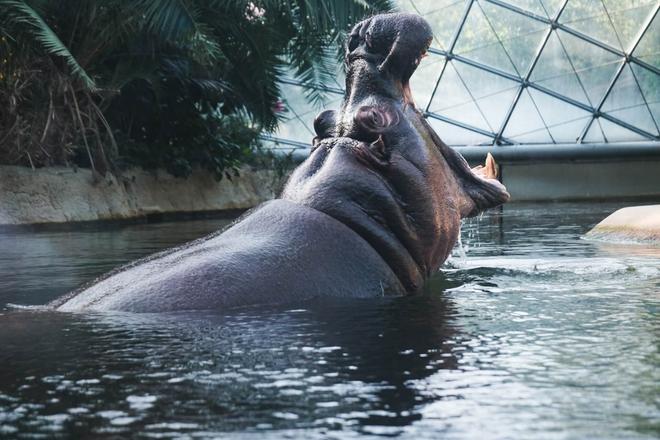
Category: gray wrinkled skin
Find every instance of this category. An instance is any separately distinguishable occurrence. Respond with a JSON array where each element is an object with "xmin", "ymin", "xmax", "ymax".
[
  {"xmin": 53, "ymin": 199, "xmax": 404, "ymax": 312},
  {"xmin": 52, "ymin": 13, "xmax": 509, "ymax": 312}
]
